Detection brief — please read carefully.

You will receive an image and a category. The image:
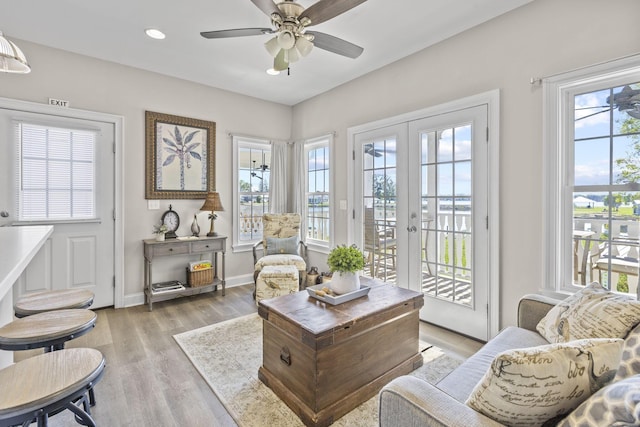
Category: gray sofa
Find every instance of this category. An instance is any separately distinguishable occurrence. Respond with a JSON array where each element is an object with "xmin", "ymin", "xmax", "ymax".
[{"xmin": 378, "ymin": 293, "xmax": 565, "ymax": 427}]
